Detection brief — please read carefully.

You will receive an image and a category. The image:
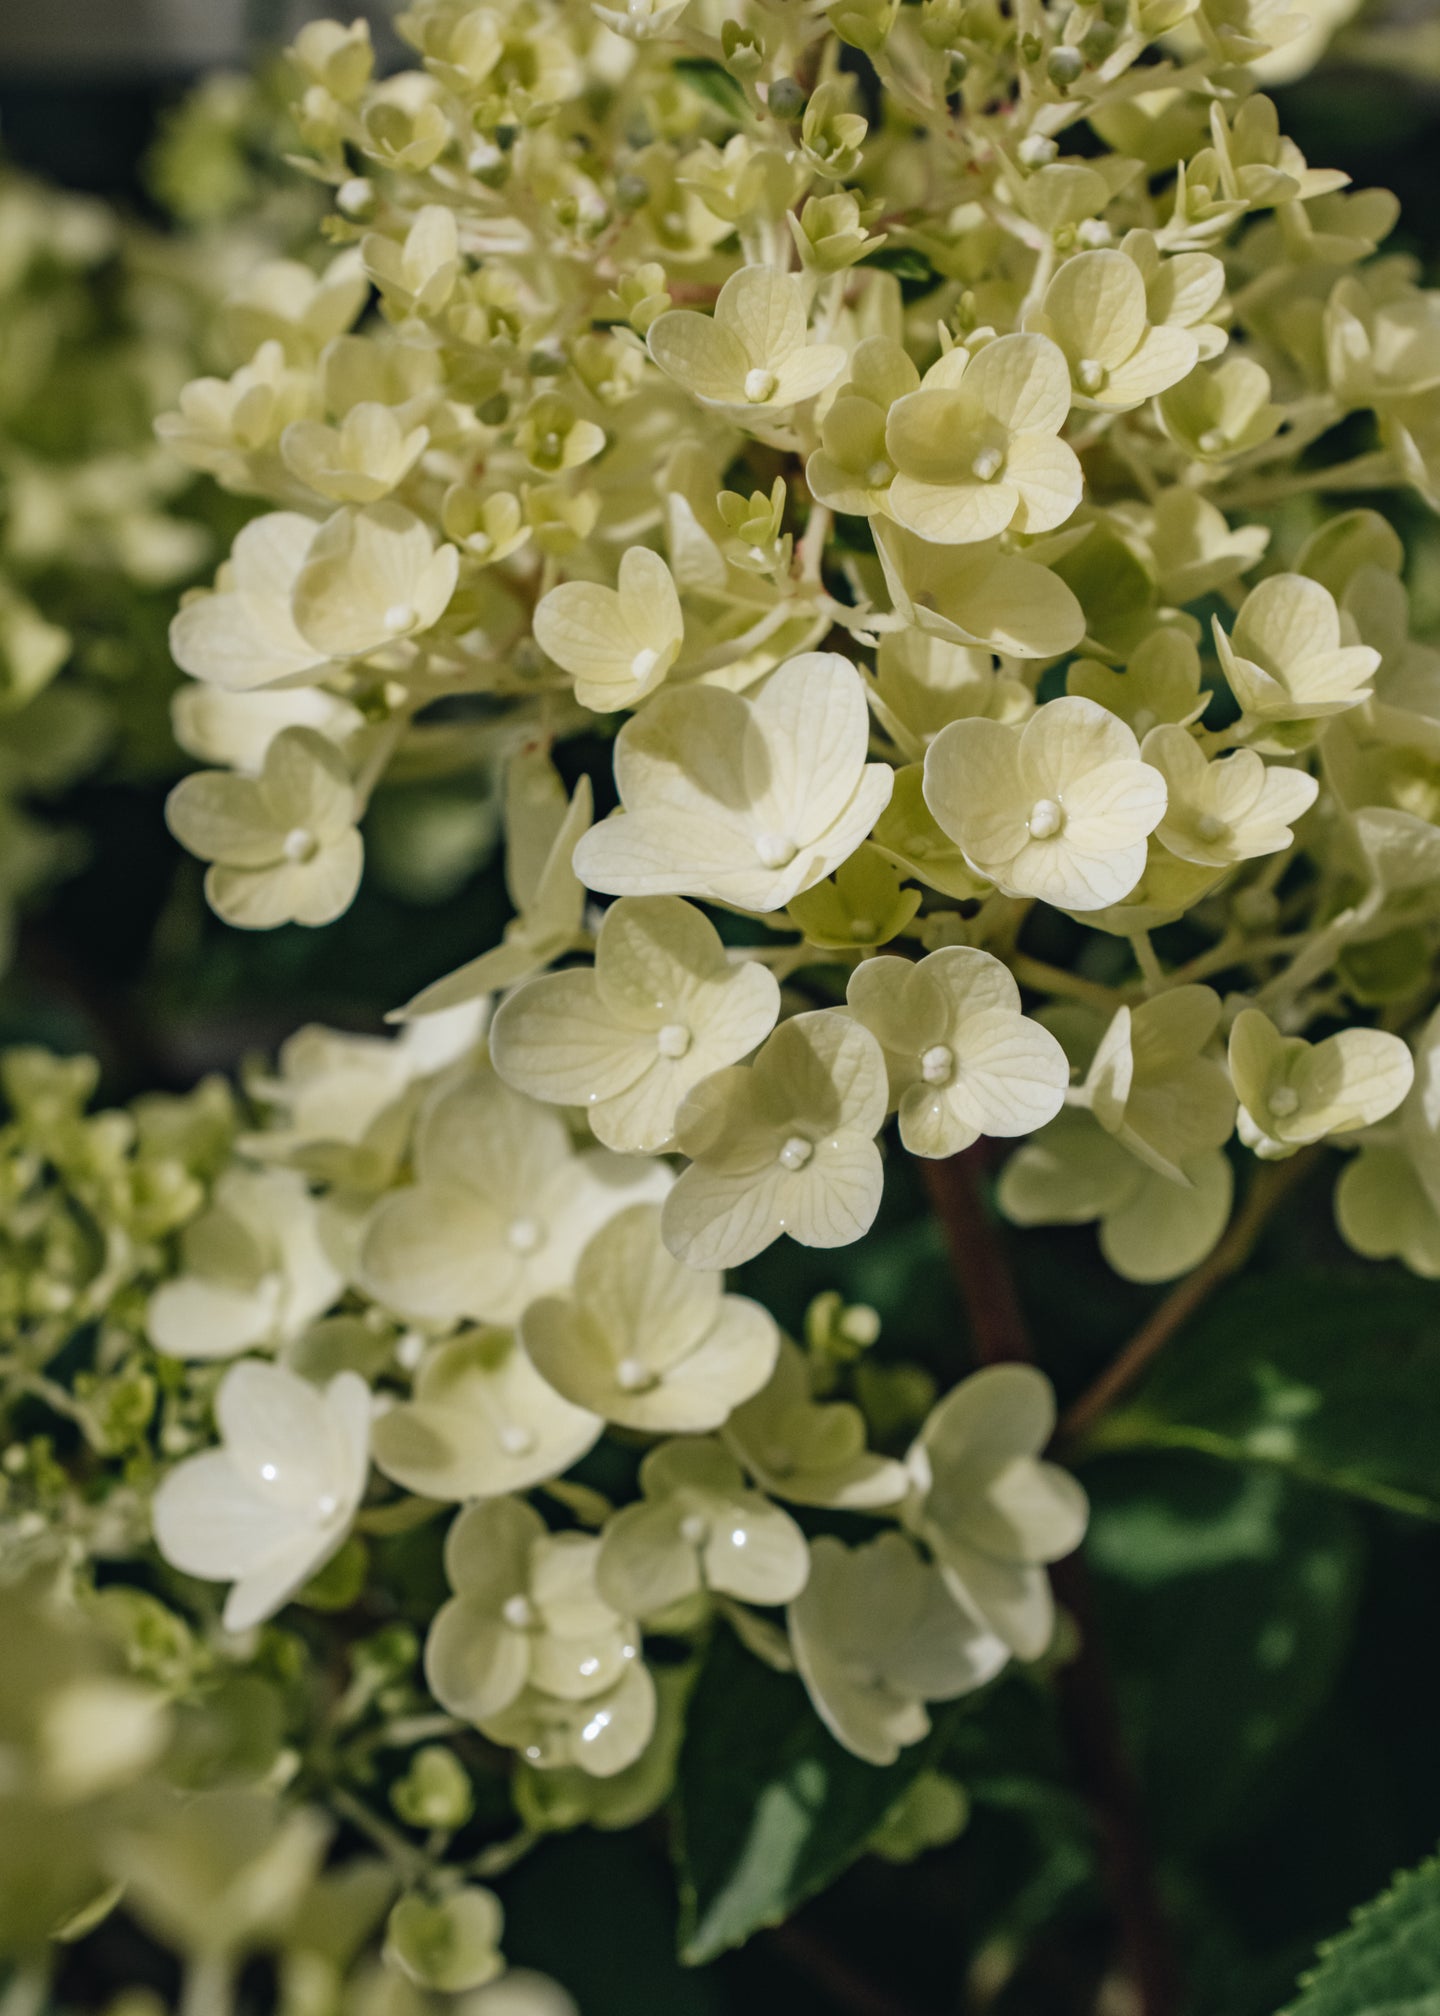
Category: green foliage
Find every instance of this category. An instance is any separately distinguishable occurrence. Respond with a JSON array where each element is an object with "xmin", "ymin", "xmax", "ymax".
[
  {"xmin": 675, "ymin": 1626, "xmax": 976, "ymax": 1963},
  {"xmin": 1087, "ymin": 1272, "xmax": 1440, "ymax": 1519},
  {"xmin": 1279, "ymin": 1849, "xmax": 1440, "ymax": 2015}
]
